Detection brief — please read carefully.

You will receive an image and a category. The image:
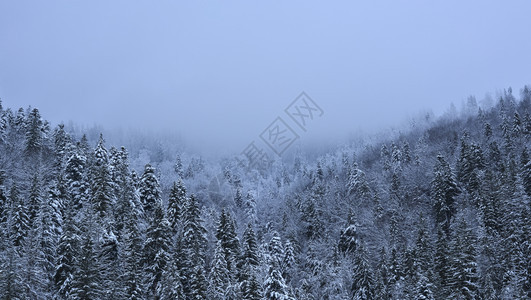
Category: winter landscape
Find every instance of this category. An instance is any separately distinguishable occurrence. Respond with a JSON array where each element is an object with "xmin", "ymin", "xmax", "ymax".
[{"xmin": 1, "ymin": 2, "xmax": 531, "ymax": 300}]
